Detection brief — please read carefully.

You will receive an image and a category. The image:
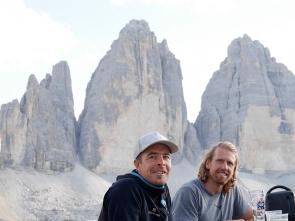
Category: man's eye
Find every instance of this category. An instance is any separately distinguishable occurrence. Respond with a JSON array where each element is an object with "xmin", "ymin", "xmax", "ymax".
[
  {"xmin": 148, "ymin": 155, "xmax": 156, "ymax": 159},
  {"xmin": 163, "ymin": 155, "xmax": 171, "ymax": 160}
]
